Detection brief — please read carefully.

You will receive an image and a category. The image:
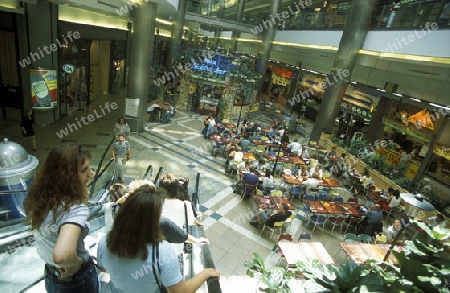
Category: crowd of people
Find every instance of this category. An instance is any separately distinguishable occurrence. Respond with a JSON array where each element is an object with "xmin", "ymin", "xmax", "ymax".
[{"xmin": 24, "ymin": 143, "xmax": 219, "ymax": 292}]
